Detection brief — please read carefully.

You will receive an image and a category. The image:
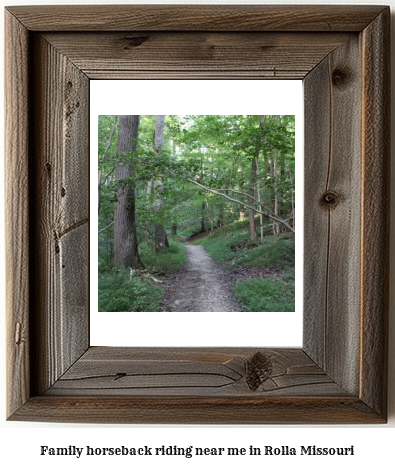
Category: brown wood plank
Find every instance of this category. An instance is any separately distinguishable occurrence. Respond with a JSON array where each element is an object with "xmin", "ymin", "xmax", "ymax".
[
  {"xmin": 6, "ymin": 5, "xmax": 386, "ymax": 32},
  {"xmin": 5, "ymin": 5, "xmax": 389, "ymax": 424},
  {"xmin": 360, "ymin": 8, "xmax": 390, "ymax": 418},
  {"xmin": 323, "ymin": 35, "xmax": 362, "ymax": 395},
  {"xmin": 9, "ymin": 396, "xmax": 384, "ymax": 424},
  {"xmin": 59, "ymin": 225, "xmax": 89, "ymax": 368},
  {"xmin": 58, "ymin": 60, "xmax": 90, "ymax": 232},
  {"xmin": 303, "ymin": 56, "xmax": 331, "ymax": 370},
  {"xmin": 30, "ymin": 34, "xmax": 90, "ymax": 395},
  {"xmin": 44, "ymin": 383, "xmax": 347, "ymax": 398},
  {"xmin": 5, "ymin": 10, "xmax": 30, "ymax": 418},
  {"xmin": 46, "ymin": 347, "xmax": 346, "ymax": 397},
  {"xmin": 304, "ymin": 35, "xmax": 363, "ymax": 396},
  {"xmin": 43, "ymin": 32, "xmax": 350, "ymax": 80}
]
